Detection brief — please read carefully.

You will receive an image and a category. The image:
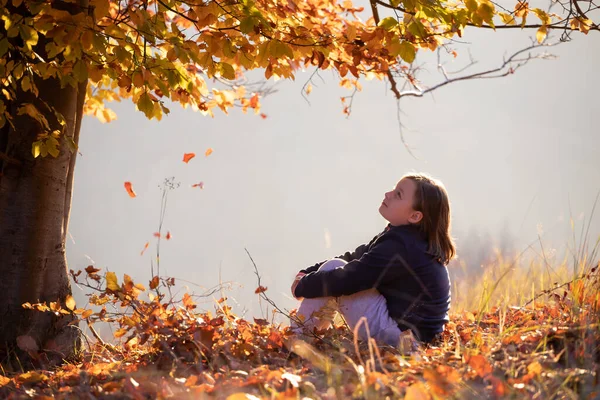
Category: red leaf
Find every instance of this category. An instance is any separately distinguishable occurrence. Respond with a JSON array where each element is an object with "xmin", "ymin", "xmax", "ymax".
[
  {"xmin": 183, "ymin": 153, "xmax": 196, "ymax": 163},
  {"xmin": 85, "ymin": 265, "xmax": 101, "ymax": 274},
  {"xmin": 260, "ymin": 113, "xmax": 267, "ymax": 119},
  {"xmin": 153, "ymin": 232, "xmax": 161, "ymax": 238},
  {"xmin": 149, "ymin": 276, "xmax": 159, "ymax": 289},
  {"xmin": 255, "ymin": 286, "xmax": 268, "ymax": 294},
  {"xmin": 165, "ymin": 231, "xmax": 172, "ymax": 240},
  {"xmin": 191, "ymin": 182, "xmax": 204, "ymax": 189},
  {"xmin": 124, "ymin": 182, "xmax": 136, "ymax": 198}
]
